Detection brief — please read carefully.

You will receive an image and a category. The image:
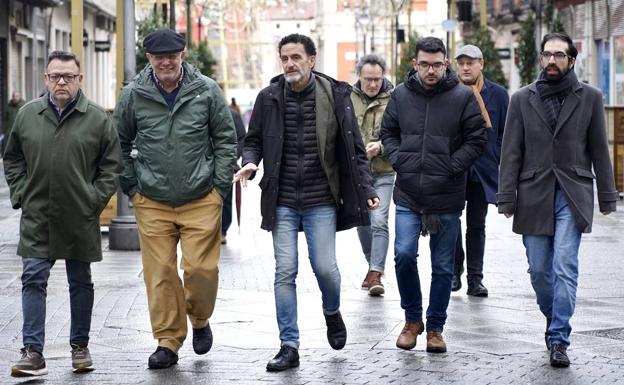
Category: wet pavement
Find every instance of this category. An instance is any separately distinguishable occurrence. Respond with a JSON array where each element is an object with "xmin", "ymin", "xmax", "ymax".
[{"xmin": 0, "ymin": 165, "xmax": 623, "ymax": 384}]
